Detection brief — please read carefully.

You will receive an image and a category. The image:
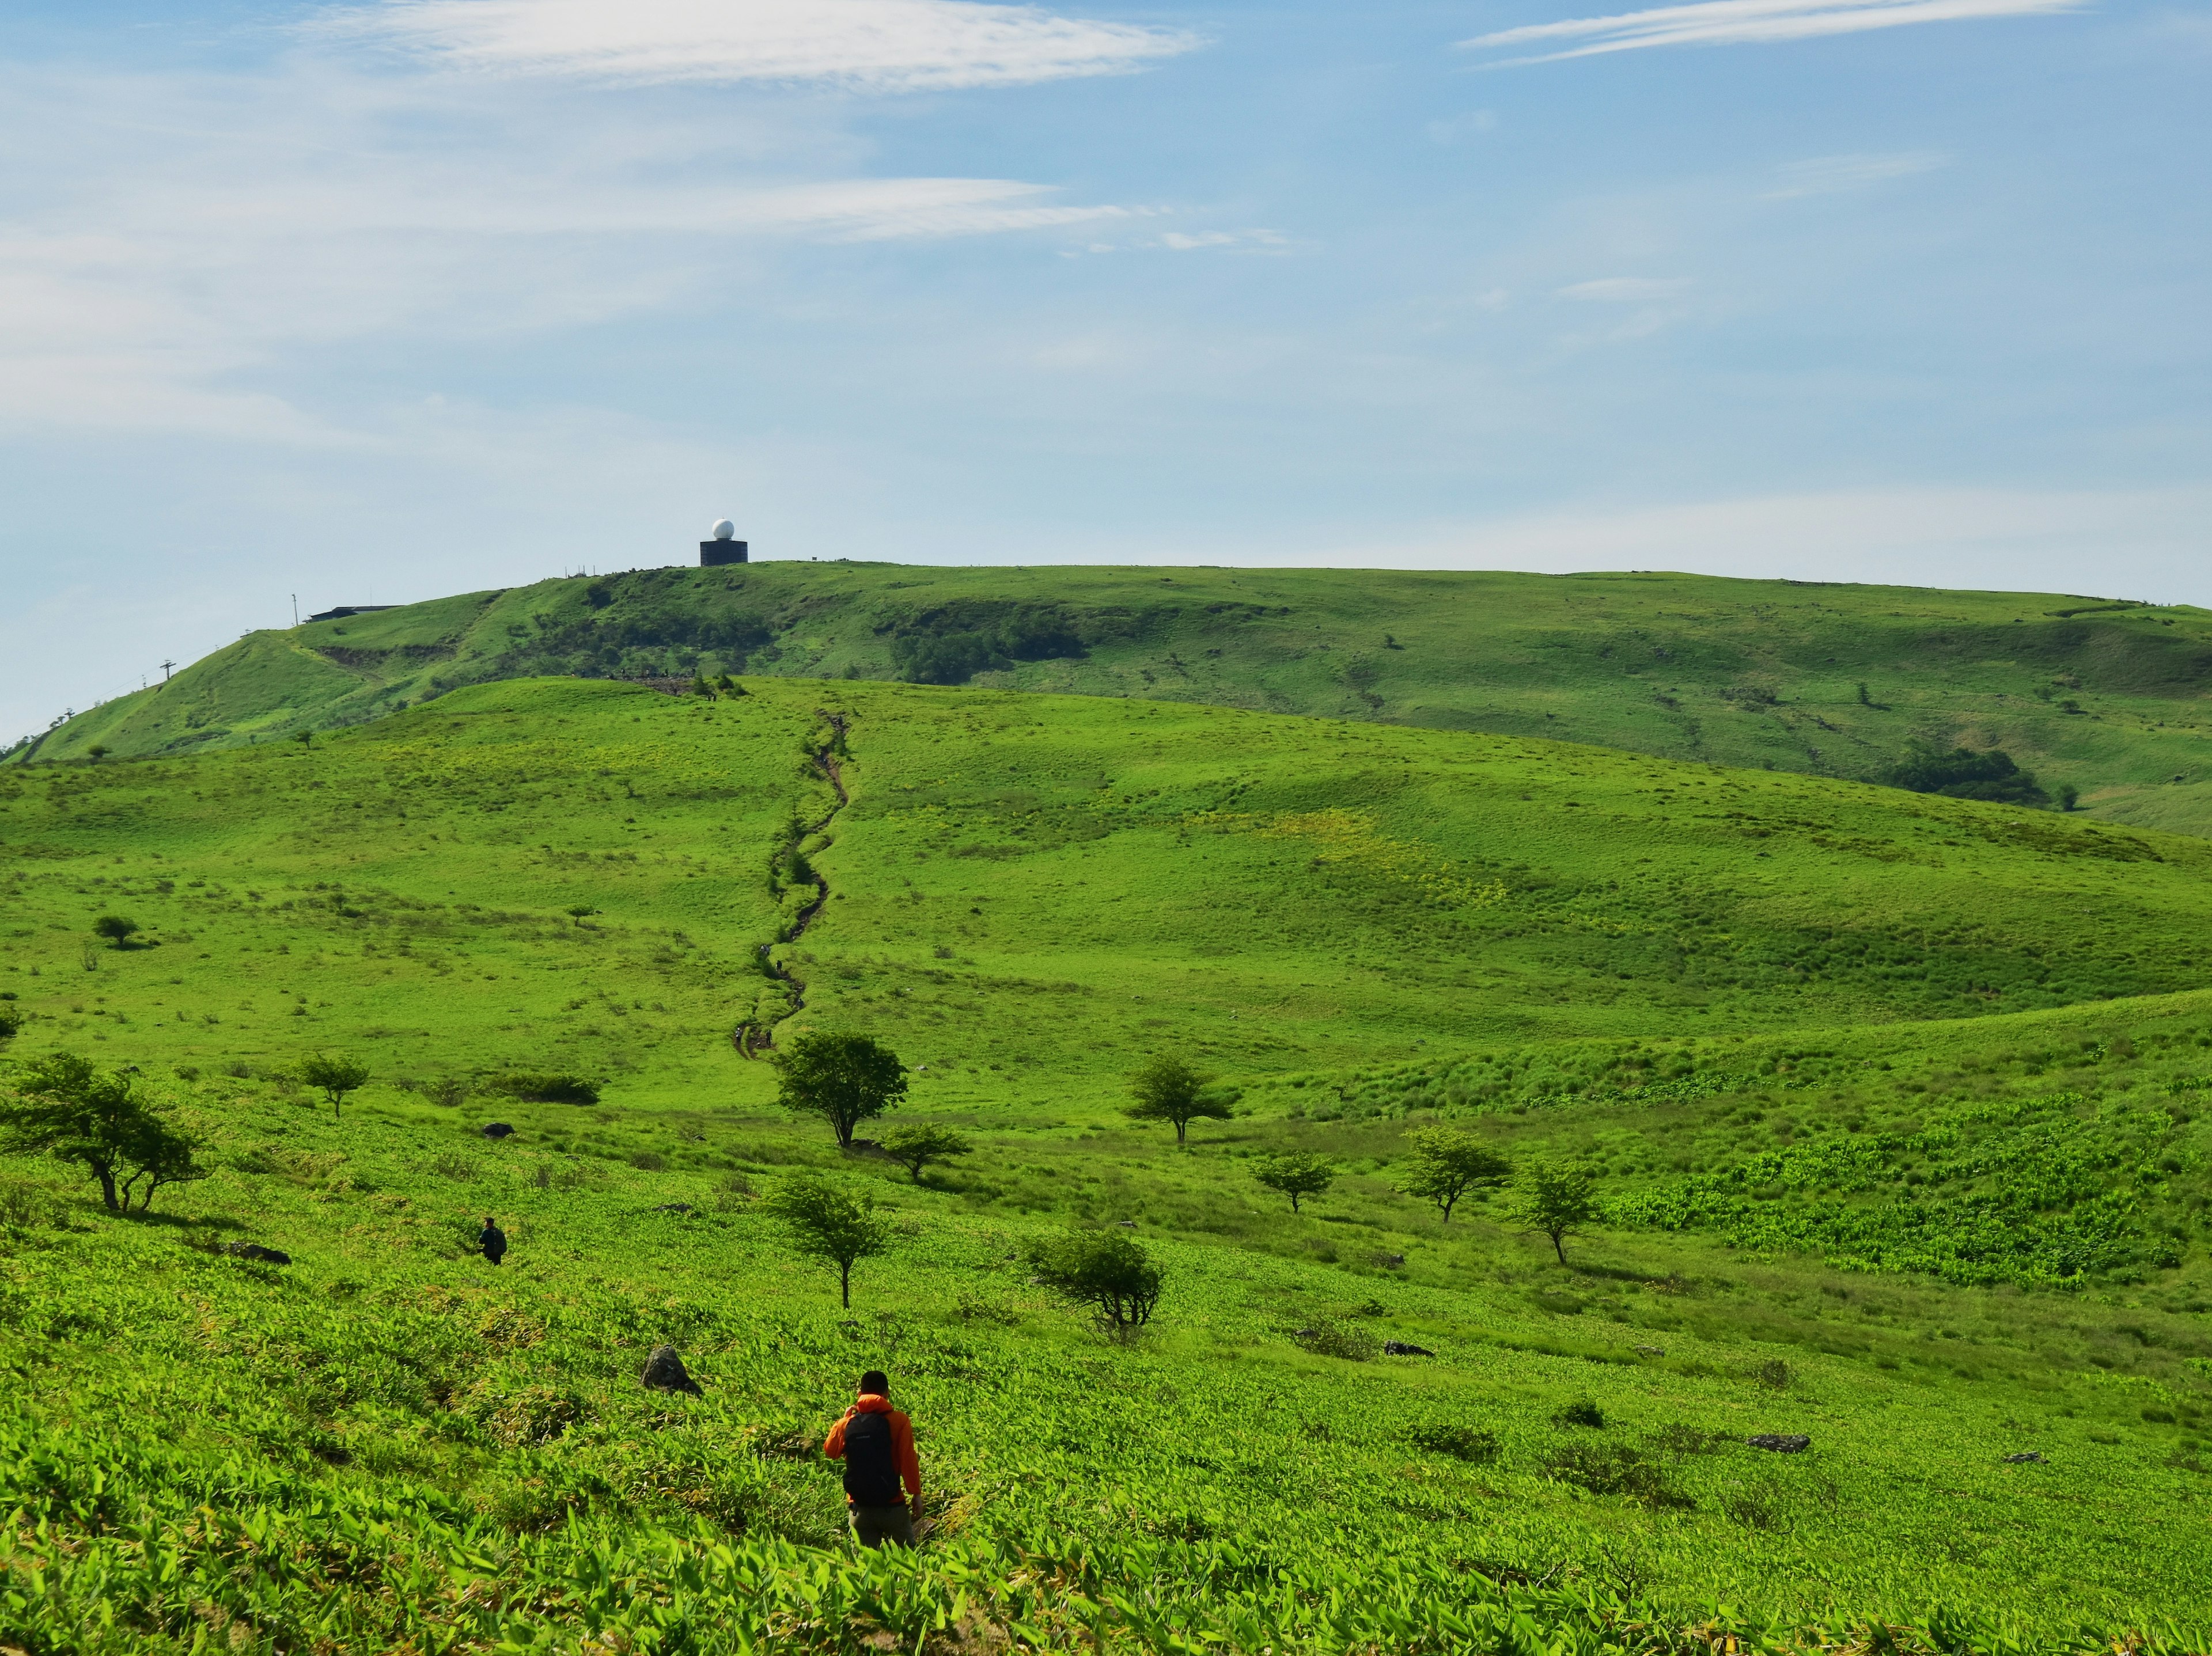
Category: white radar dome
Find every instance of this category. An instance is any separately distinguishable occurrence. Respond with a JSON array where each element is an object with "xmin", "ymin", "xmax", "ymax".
[{"xmin": 710, "ymin": 519, "xmax": 735, "ymax": 541}]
